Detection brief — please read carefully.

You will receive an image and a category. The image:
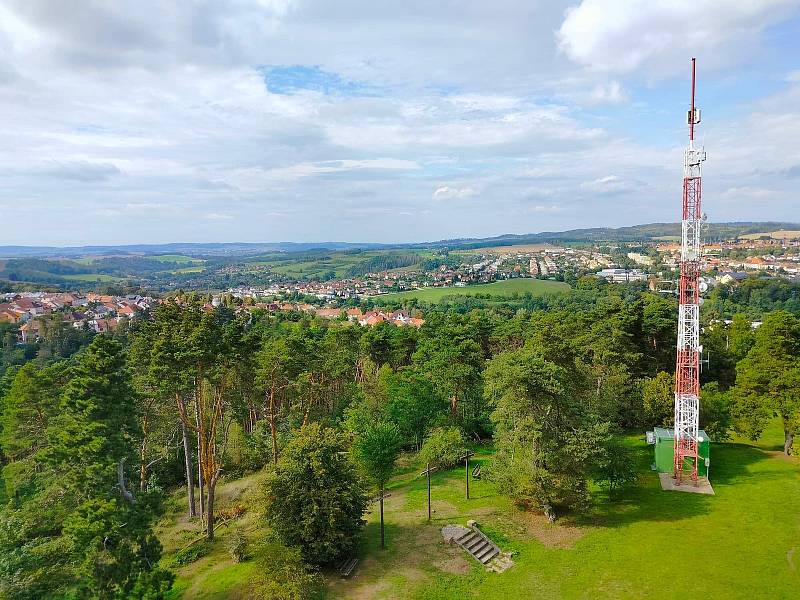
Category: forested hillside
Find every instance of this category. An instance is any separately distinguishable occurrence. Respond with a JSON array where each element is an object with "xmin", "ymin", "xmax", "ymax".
[{"xmin": 1, "ymin": 278, "xmax": 798, "ymax": 598}]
